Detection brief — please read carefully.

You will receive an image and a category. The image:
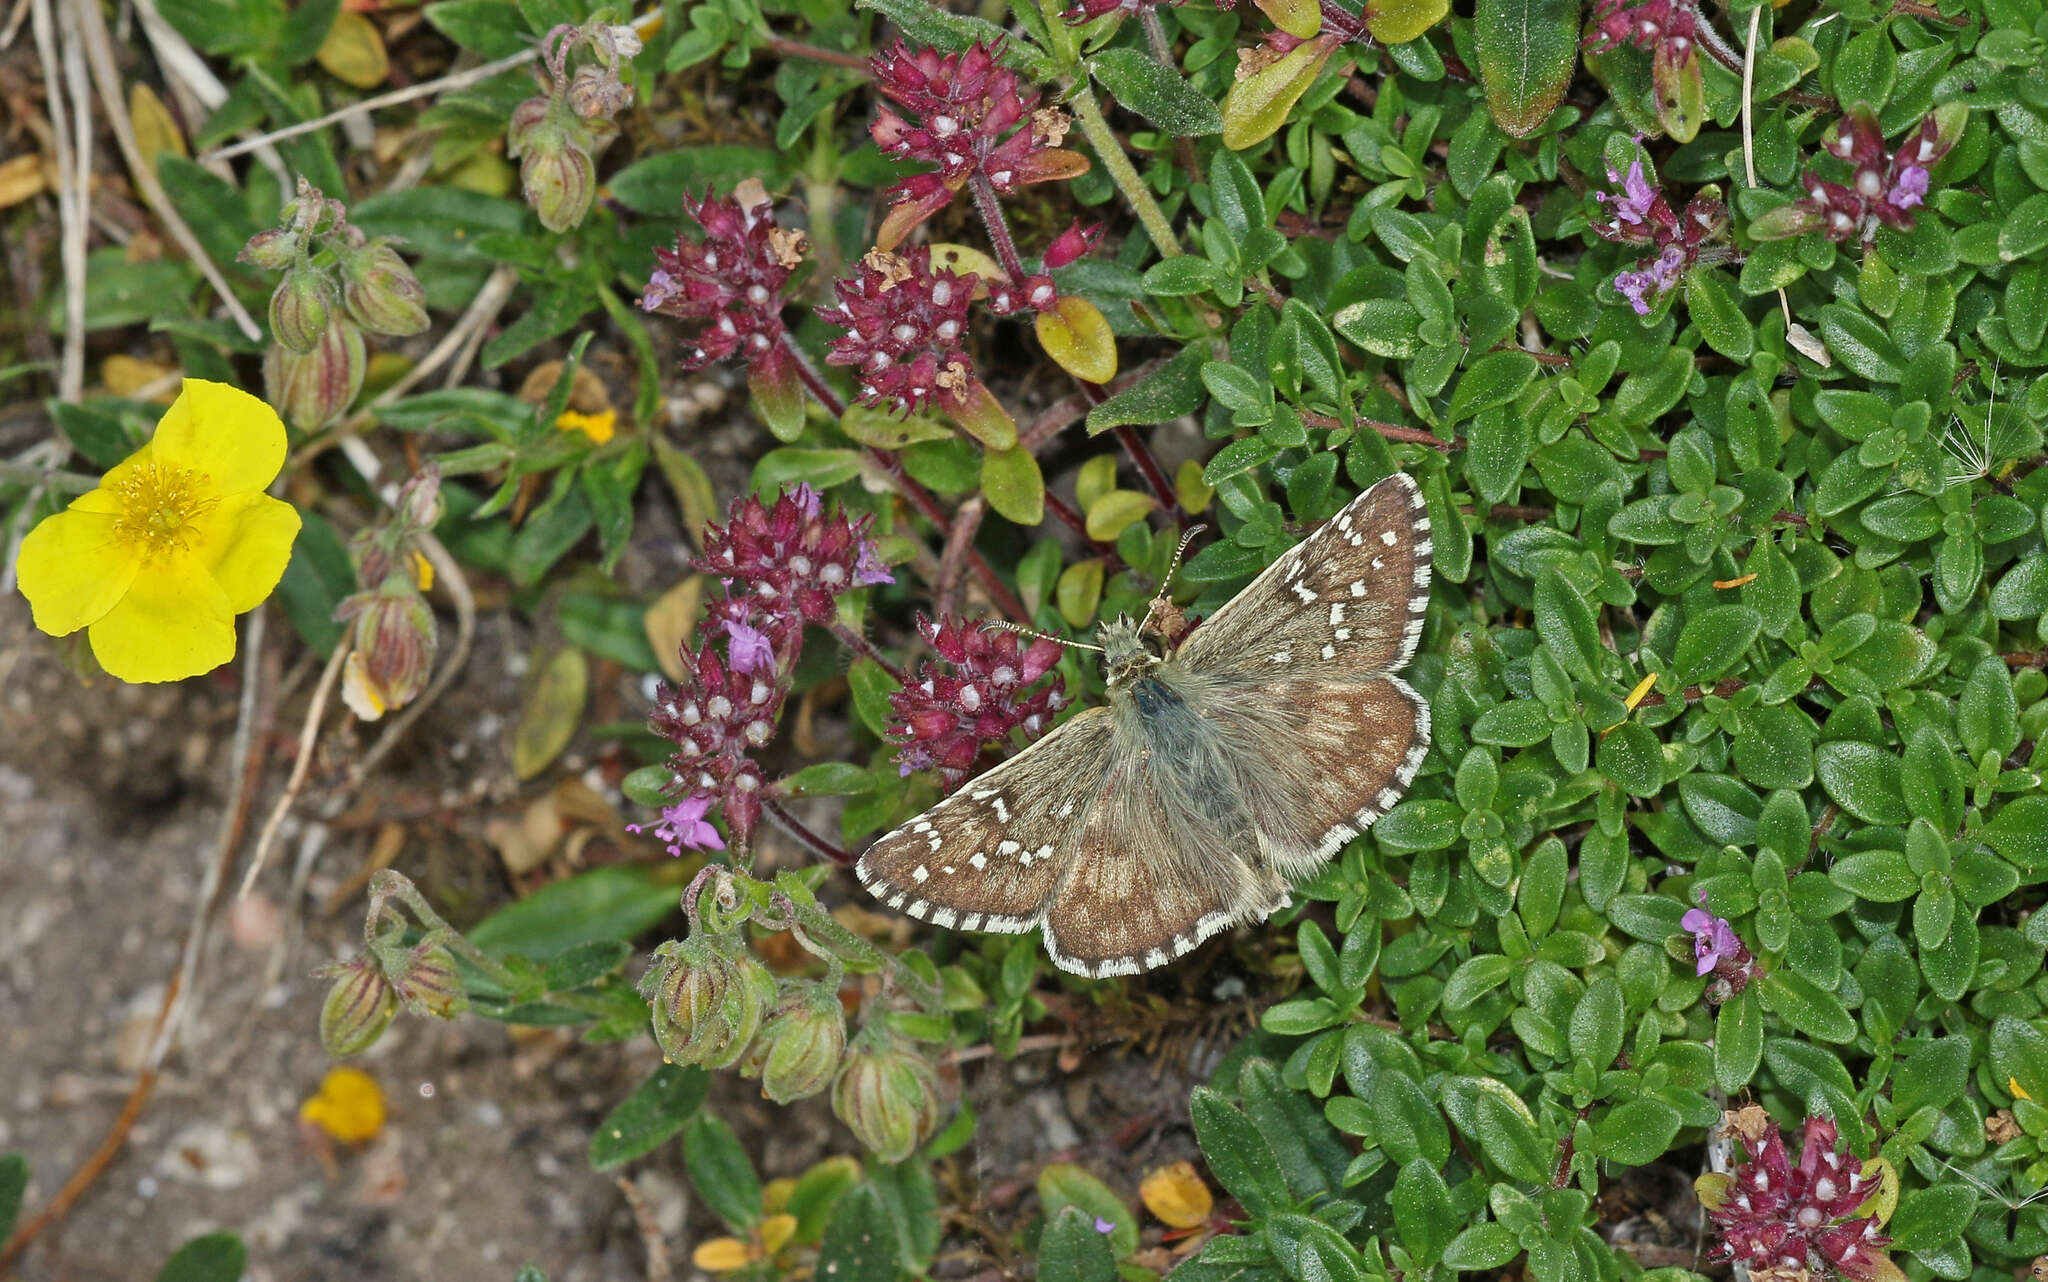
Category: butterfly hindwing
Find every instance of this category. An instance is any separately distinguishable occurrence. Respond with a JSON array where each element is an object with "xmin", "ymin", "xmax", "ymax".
[
  {"xmin": 1177, "ymin": 472, "xmax": 1431, "ymax": 682},
  {"xmin": 1042, "ymin": 752, "xmax": 1280, "ymax": 977},
  {"xmin": 854, "ymin": 707, "xmax": 1114, "ymax": 932},
  {"xmin": 1231, "ymin": 674, "xmax": 1431, "ymax": 878}
]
